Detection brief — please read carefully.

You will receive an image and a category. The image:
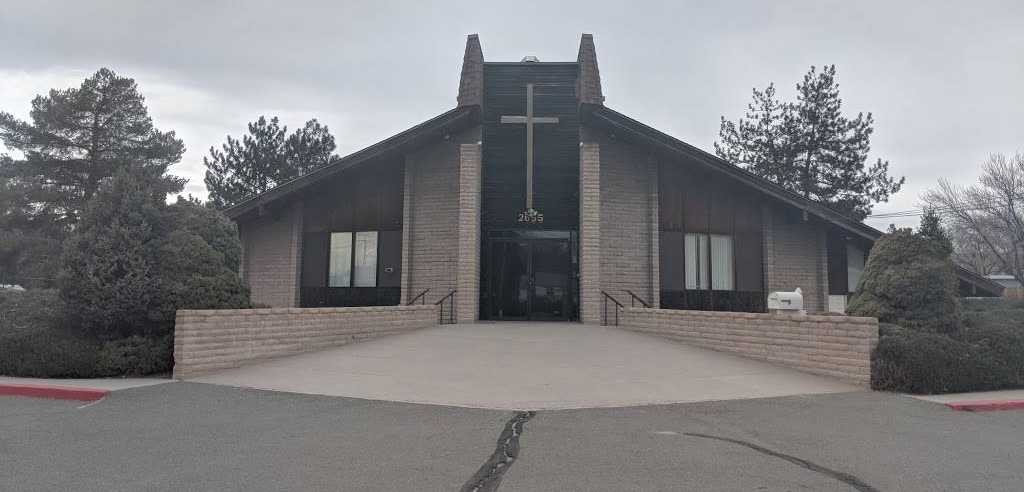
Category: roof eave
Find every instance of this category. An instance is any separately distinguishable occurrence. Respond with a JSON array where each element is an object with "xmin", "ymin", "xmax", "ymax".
[
  {"xmin": 224, "ymin": 105, "xmax": 481, "ymax": 220},
  {"xmin": 581, "ymin": 104, "xmax": 883, "ymax": 242}
]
